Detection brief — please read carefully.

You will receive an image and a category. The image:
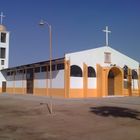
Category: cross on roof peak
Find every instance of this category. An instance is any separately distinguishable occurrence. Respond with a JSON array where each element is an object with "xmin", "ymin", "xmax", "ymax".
[
  {"xmin": 103, "ymin": 26, "xmax": 111, "ymax": 46},
  {"xmin": 0, "ymin": 12, "xmax": 6, "ymax": 25}
]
